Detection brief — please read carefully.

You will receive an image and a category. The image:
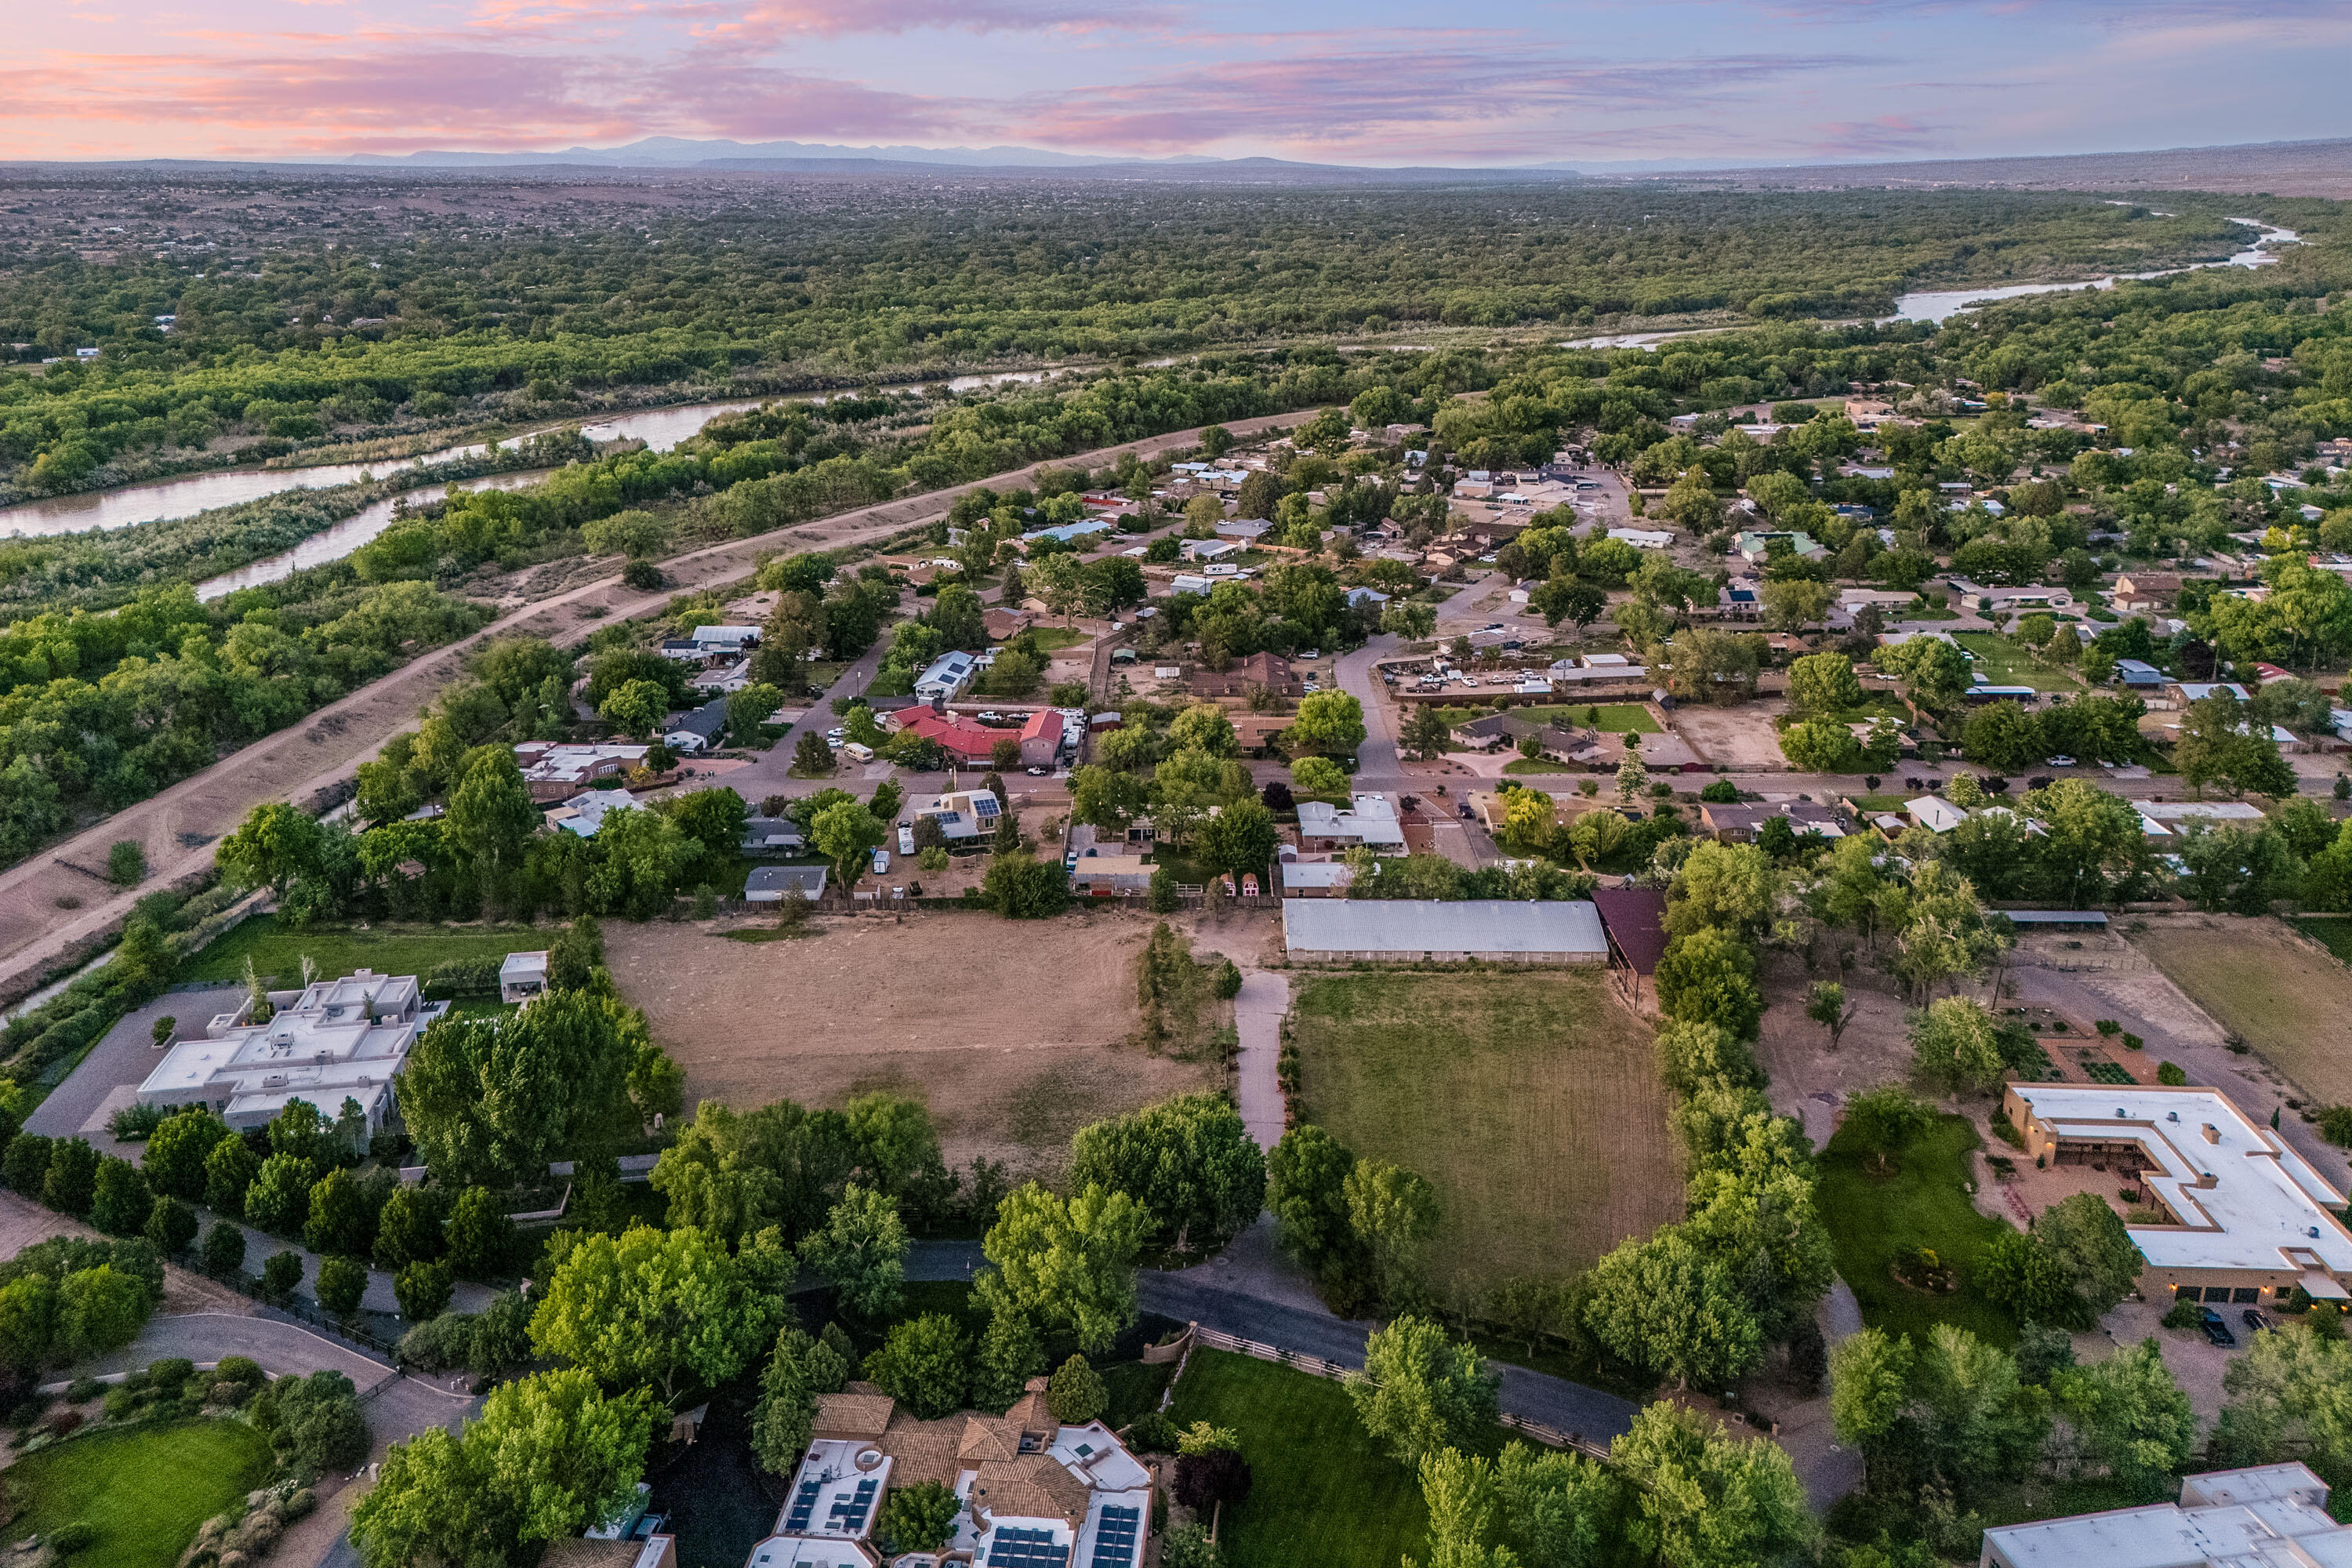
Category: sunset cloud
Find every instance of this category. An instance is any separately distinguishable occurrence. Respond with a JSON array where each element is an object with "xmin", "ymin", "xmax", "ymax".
[{"xmin": 2, "ymin": 0, "xmax": 2343, "ymax": 165}]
